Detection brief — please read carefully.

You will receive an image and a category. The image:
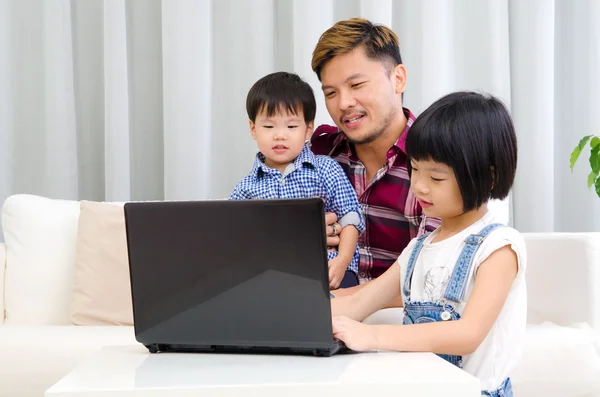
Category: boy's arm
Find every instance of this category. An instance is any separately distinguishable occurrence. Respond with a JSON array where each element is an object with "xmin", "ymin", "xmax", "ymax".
[
  {"xmin": 337, "ymin": 225, "xmax": 358, "ymax": 263},
  {"xmin": 321, "ymin": 158, "xmax": 365, "ymax": 235},
  {"xmin": 328, "ymin": 226, "xmax": 359, "ymax": 288}
]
